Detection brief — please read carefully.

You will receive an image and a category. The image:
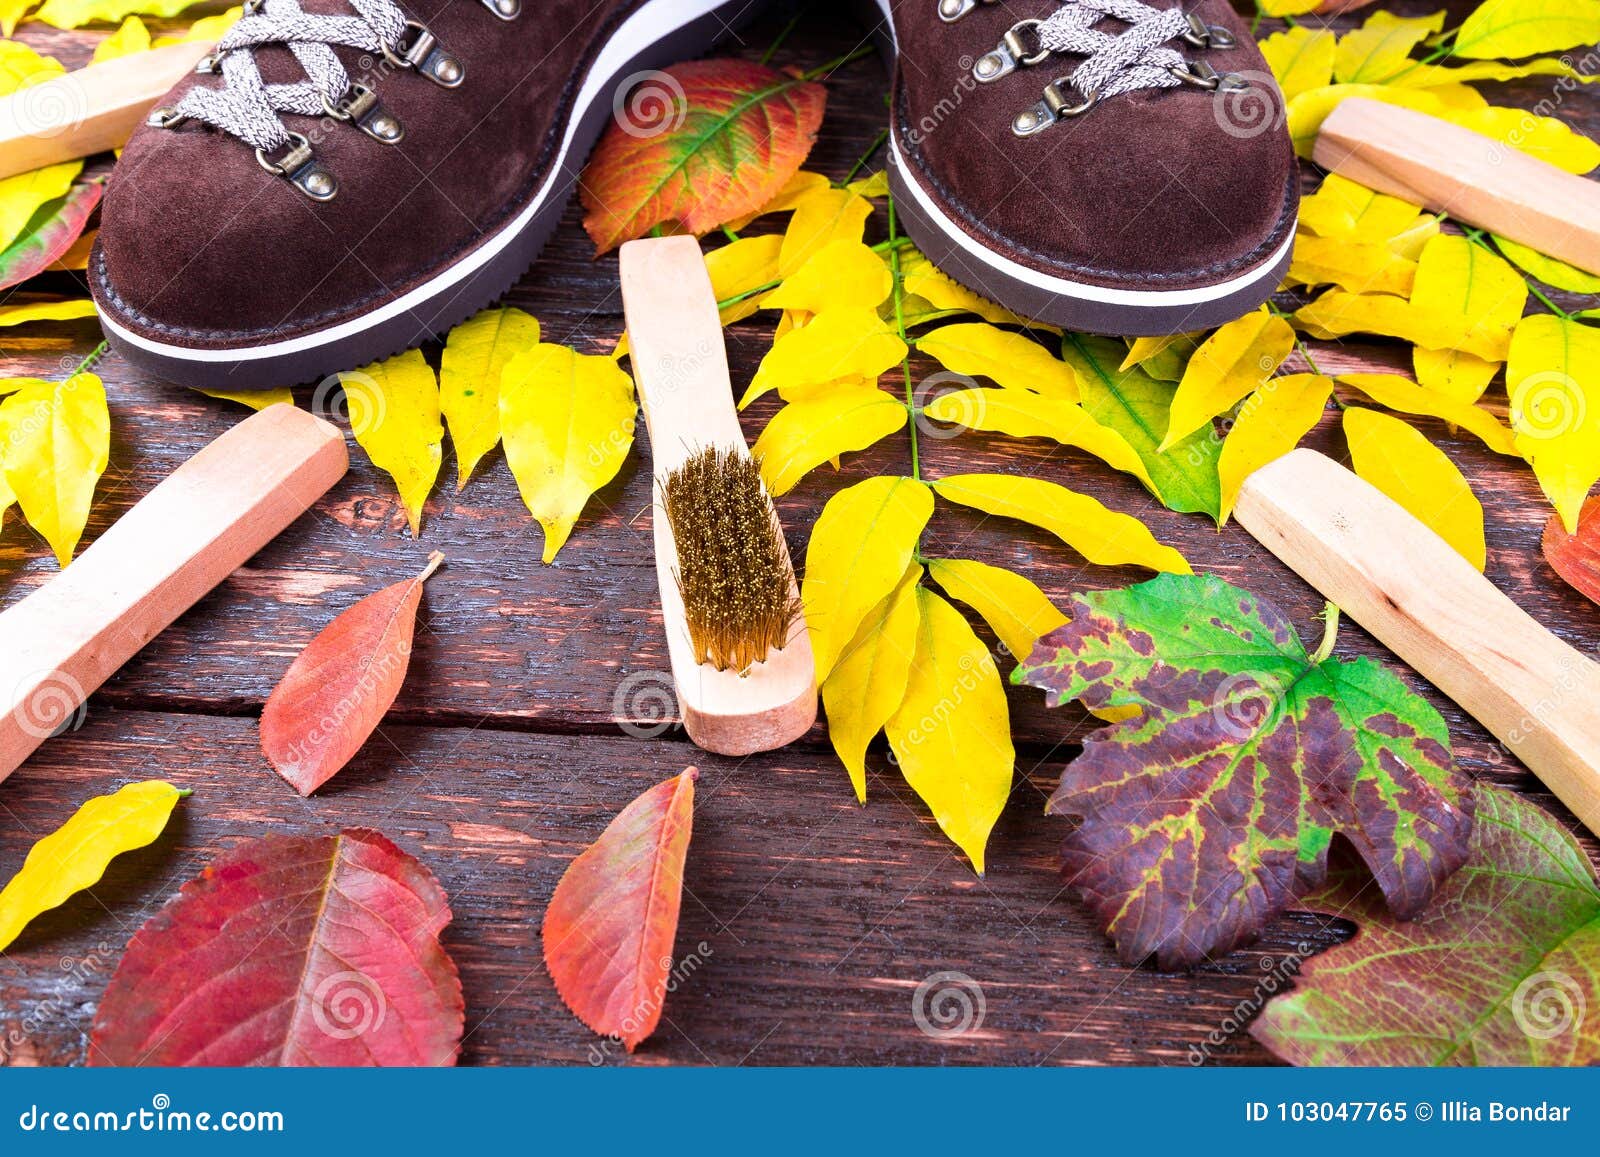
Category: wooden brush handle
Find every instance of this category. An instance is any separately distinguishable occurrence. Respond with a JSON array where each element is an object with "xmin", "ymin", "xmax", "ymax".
[
  {"xmin": 0, "ymin": 42, "xmax": 215, "ymax": 182},
  {"xmin": 1236, "ymin": 448, "xmax": 1600, "ymax": 837},
  {"xmin": 0, "ymin": 405, "xmax": 348, "ymax": 783},
  {"xmin": 1314, "ymin": 96, "xmax": 1600, "ymax": 275}
]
